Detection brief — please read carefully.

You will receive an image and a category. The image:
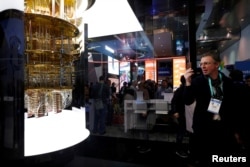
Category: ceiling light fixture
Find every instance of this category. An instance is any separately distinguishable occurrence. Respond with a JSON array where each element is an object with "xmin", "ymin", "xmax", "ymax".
[{"xmin": 105, "ymin": 45, "xmax": 115, "ymax": 54}]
